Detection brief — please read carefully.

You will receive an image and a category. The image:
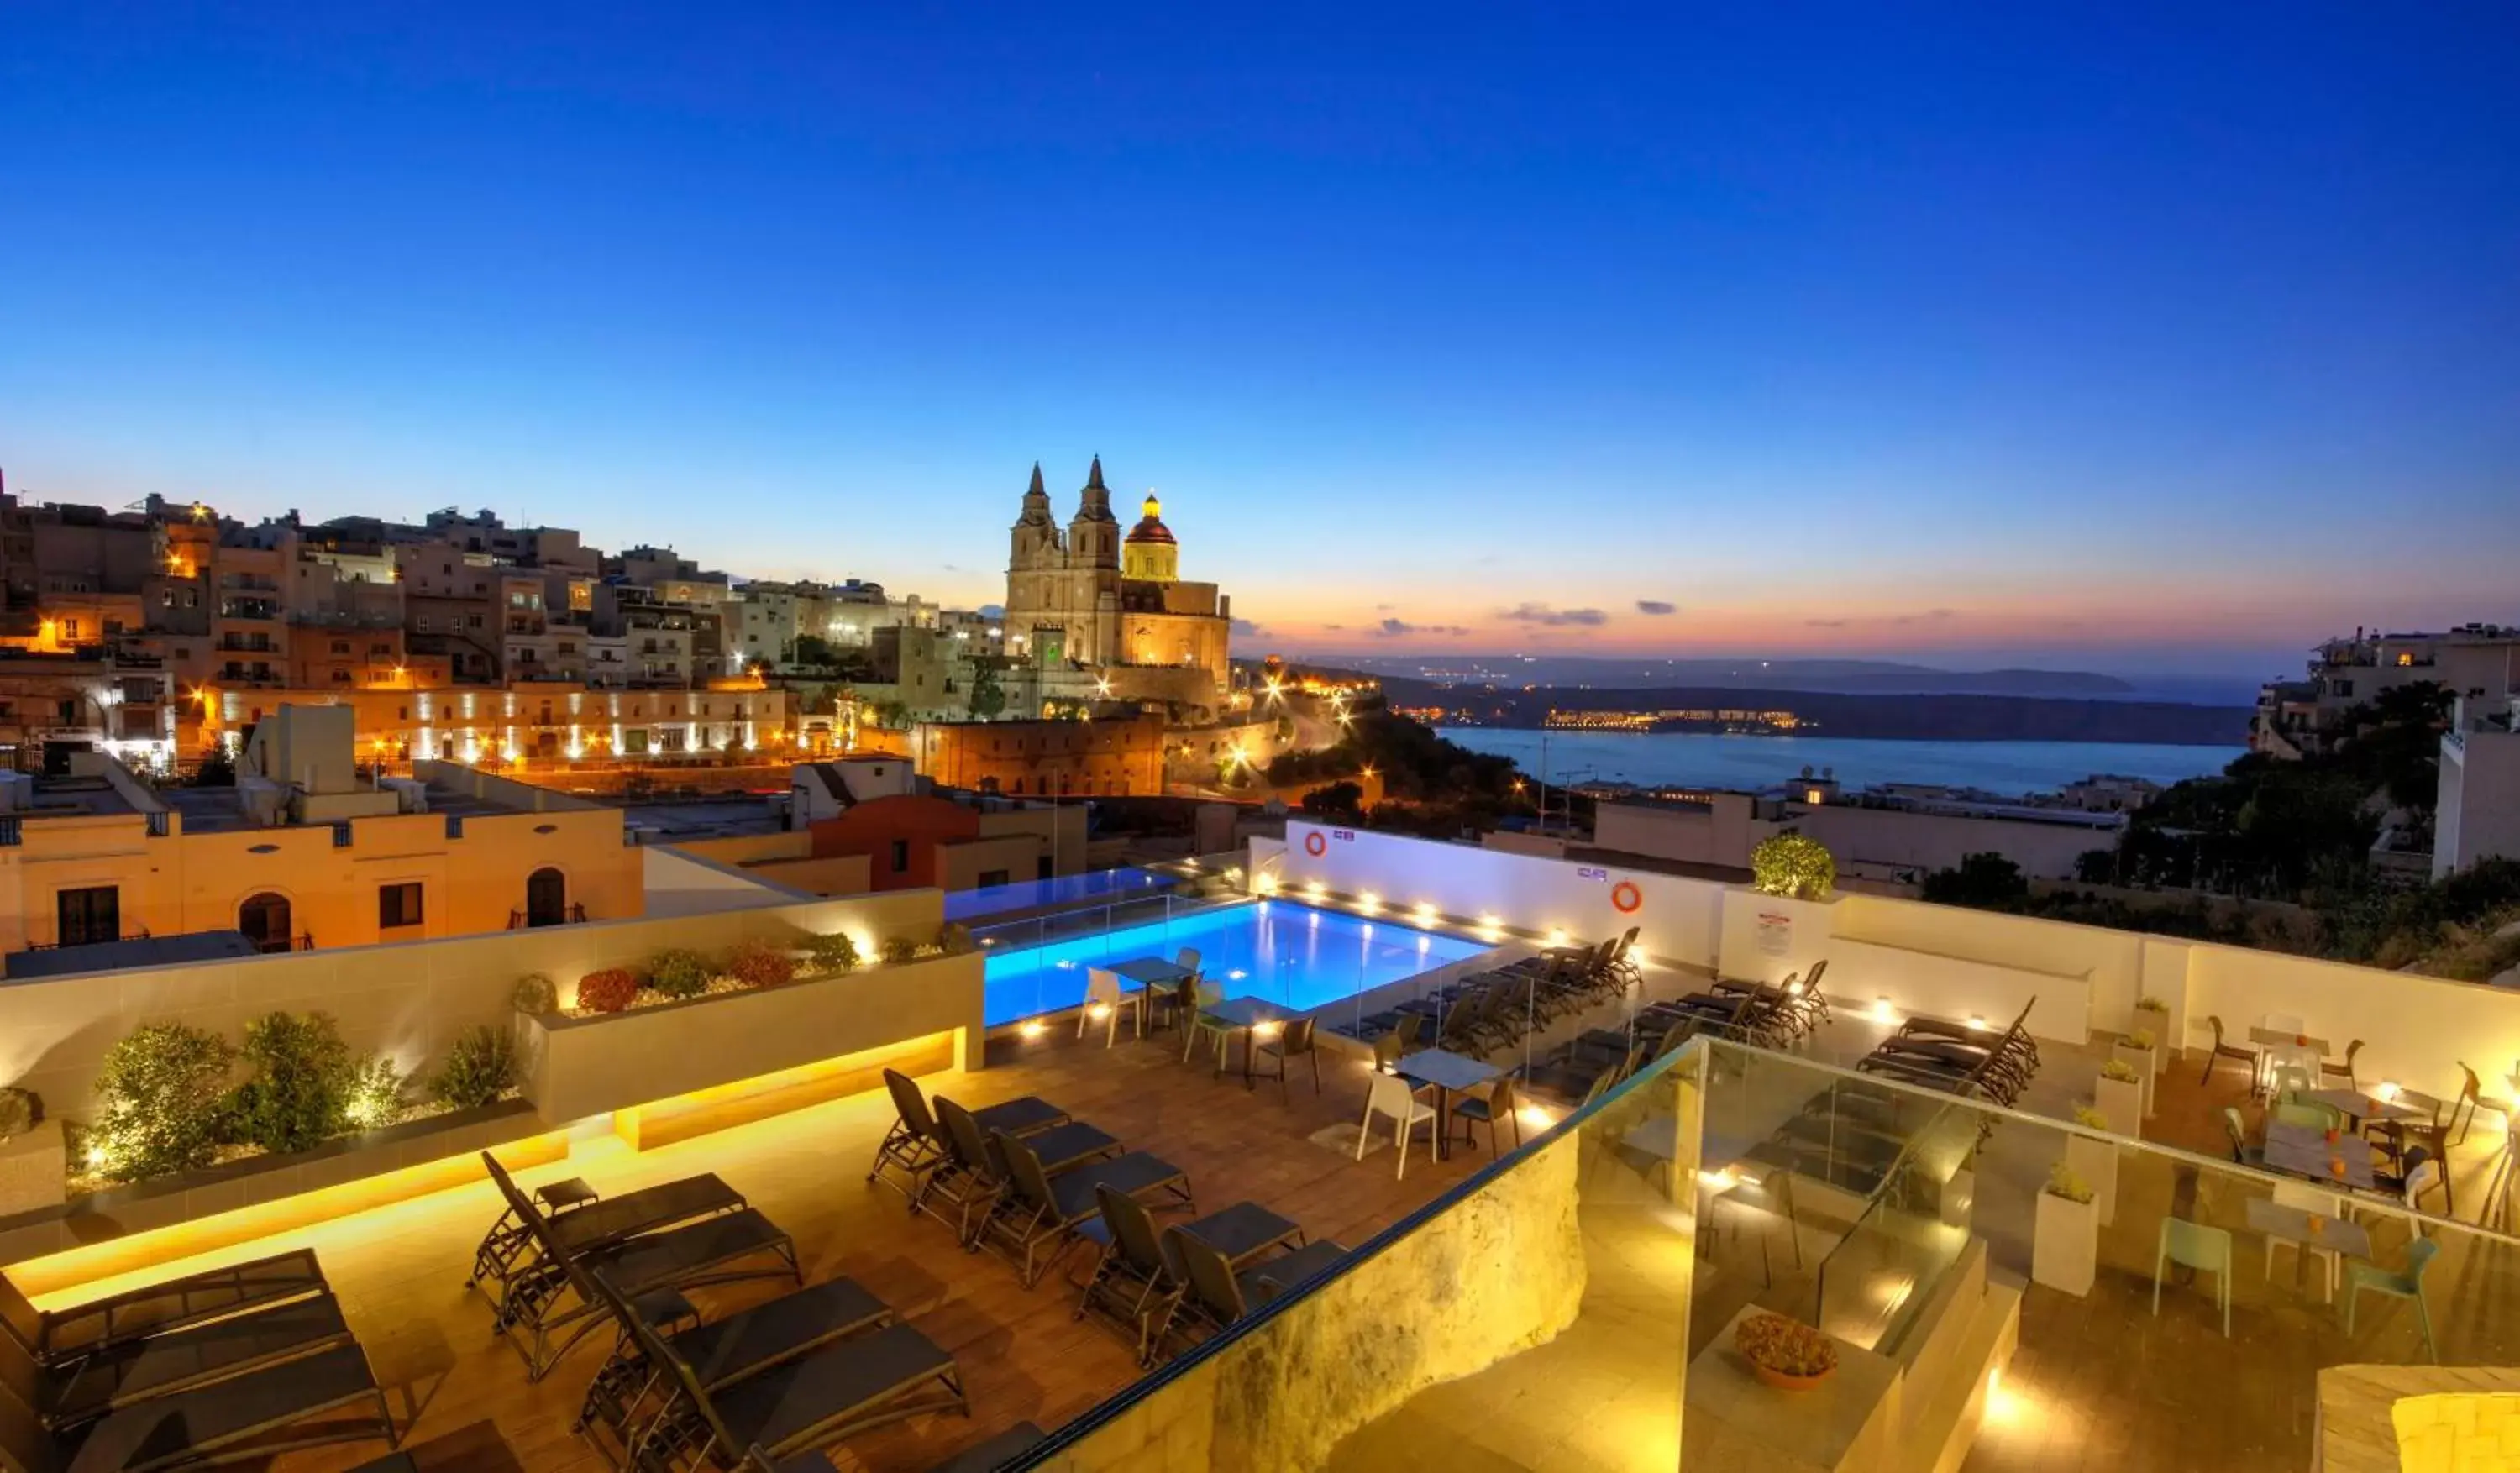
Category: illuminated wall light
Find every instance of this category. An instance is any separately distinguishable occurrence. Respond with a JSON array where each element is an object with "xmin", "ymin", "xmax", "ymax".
[
  {"xmin": 1305, "ymin": 880, "xmax": 1326, "ymax": 900},
  {"xmin": 1695, "ymin": 1168, "xmax": 1738, "ymax": 1192},
  {"xmin": 1967, "ymin": 1014, "xmax": 1988, "ymax": 1031},
  {"xmin": 2376, "ymin": 1081, "xmax": 2400, "ymax": 1102},
  {"xmin": 1357, "ymin": 892, "xmax": 1381, "ymax": 914},
  {"xmin": 1252, "ymin": 1021, "xmax": 1282, "ymax": 1040},
  {"xmin": 1872, "ymin": 996, "xmax": 1896, "ymax": 1024},
  {"xmin": 1412, "ymin": 903, "xmax": 1438, "ymax": 926},
  {"xmin": 1019, "ymin": 1020, "xmax": 1047, "ymax": 1040},
  {"xmin": 1516, "ymin": 1104, "xmax": 1557, "ymax": 1131},
  {"xmin": 1545, "ymin": 928, "xmax": 1570, "ymax": 949}
]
